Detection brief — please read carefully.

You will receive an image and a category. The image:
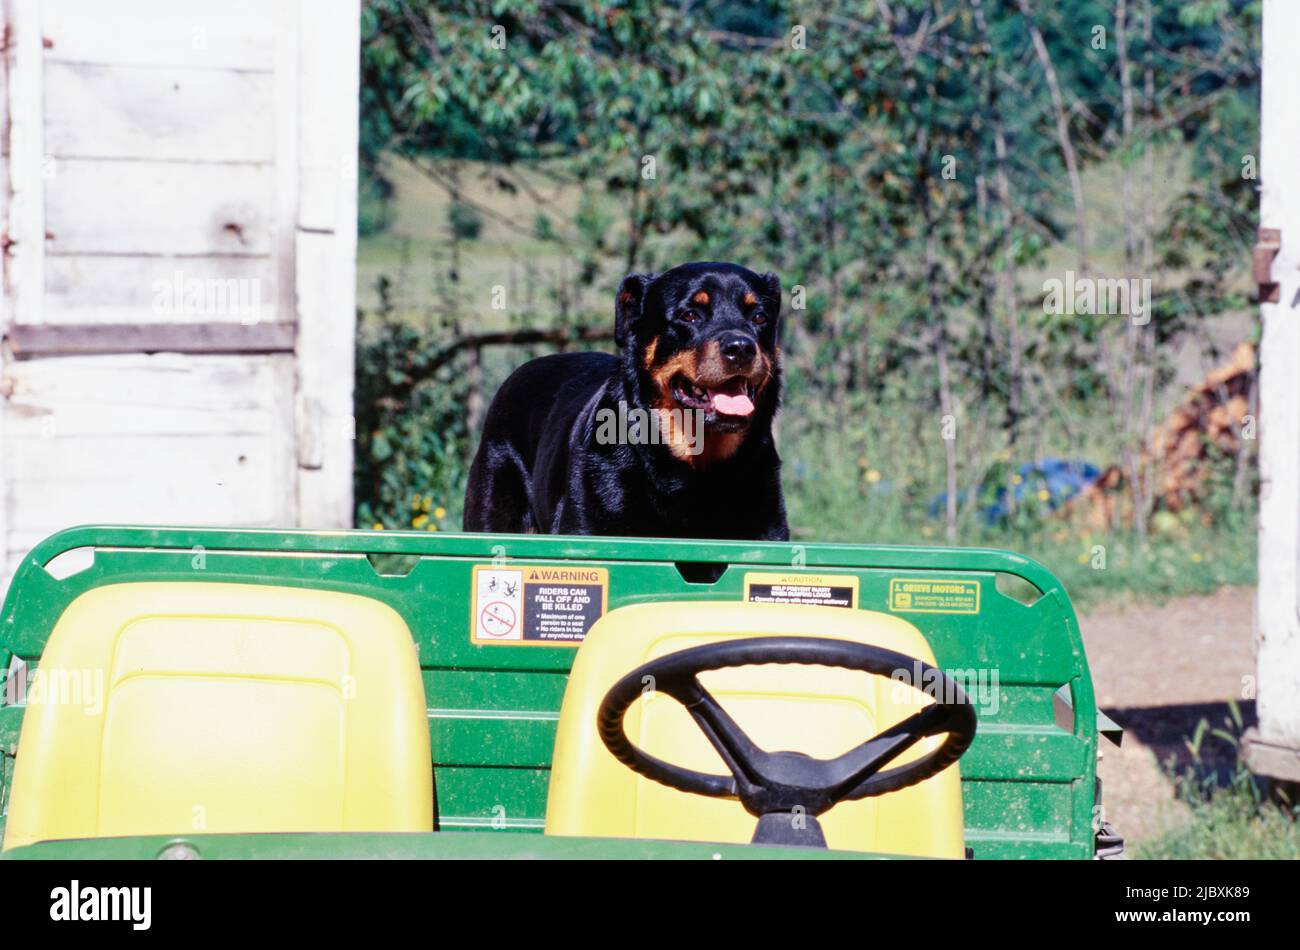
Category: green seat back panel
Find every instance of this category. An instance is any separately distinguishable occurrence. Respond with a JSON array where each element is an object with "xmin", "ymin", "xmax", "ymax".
[{"xmin": 0, "ymin": 526, "xmax": 1098, "ymax": 859}]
